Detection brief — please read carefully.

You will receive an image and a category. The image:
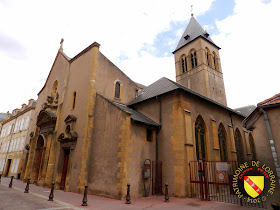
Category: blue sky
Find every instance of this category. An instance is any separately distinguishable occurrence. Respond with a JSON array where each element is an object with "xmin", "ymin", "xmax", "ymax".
[{"xmin": 0, "ymin": 0, "xmax": 279, "ymax": 112}]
